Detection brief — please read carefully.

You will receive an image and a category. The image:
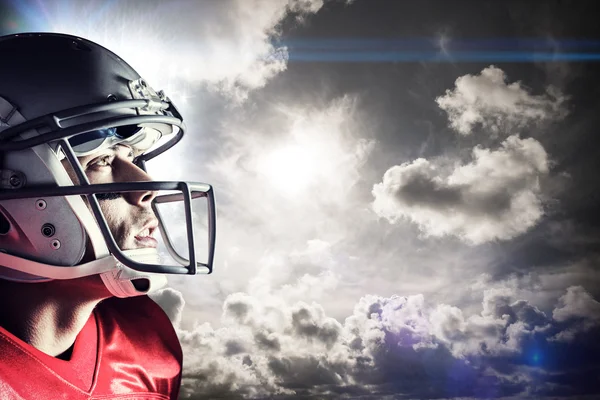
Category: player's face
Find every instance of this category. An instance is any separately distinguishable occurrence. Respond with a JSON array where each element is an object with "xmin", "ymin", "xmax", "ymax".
[{"xmin": 75, "ymin": 145, "xmax": 158, "ymax": 251}]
